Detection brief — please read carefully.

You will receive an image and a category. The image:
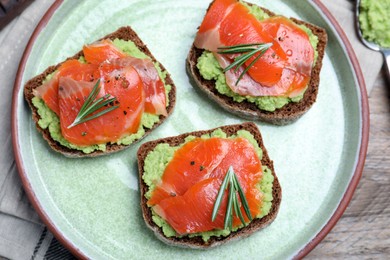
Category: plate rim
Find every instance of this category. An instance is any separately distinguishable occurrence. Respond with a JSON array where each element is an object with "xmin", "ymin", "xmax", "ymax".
[
  {"xmin": 296, "ymin": 0, "xmax": 369, "ymax": 258},
  {"xmin": 11, "ymin": 0, "xmax": 369, "ymax": 259}
]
